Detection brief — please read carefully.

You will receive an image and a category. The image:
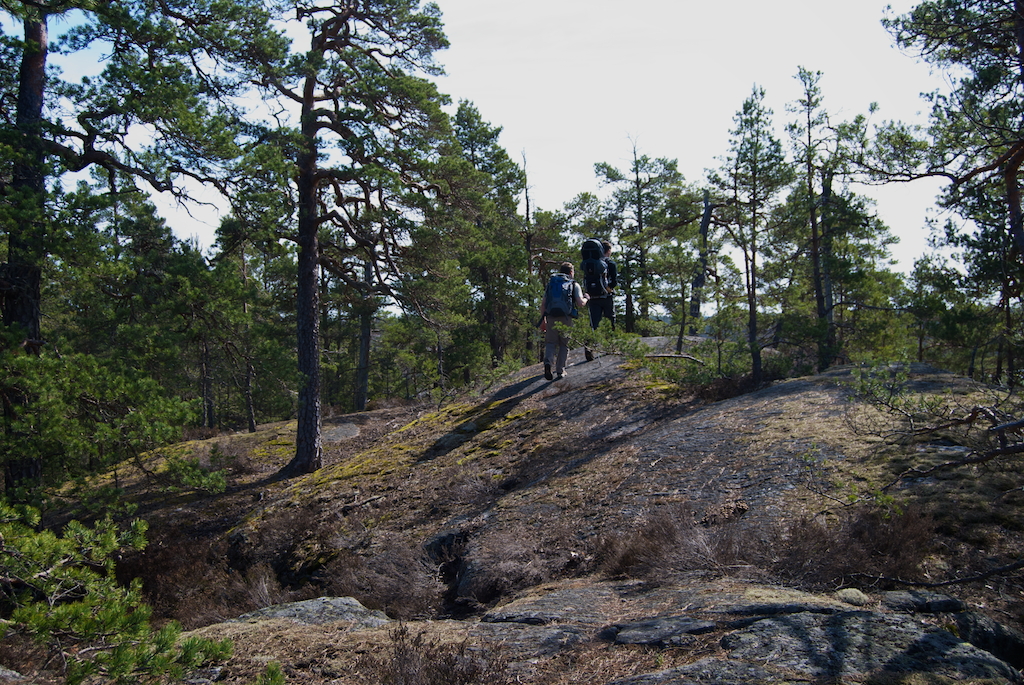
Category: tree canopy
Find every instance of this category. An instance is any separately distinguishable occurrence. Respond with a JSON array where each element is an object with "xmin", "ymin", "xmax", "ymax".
[{"xmin": 0, "ymin": 0, "xmax": 1018, "ymax": 507}]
